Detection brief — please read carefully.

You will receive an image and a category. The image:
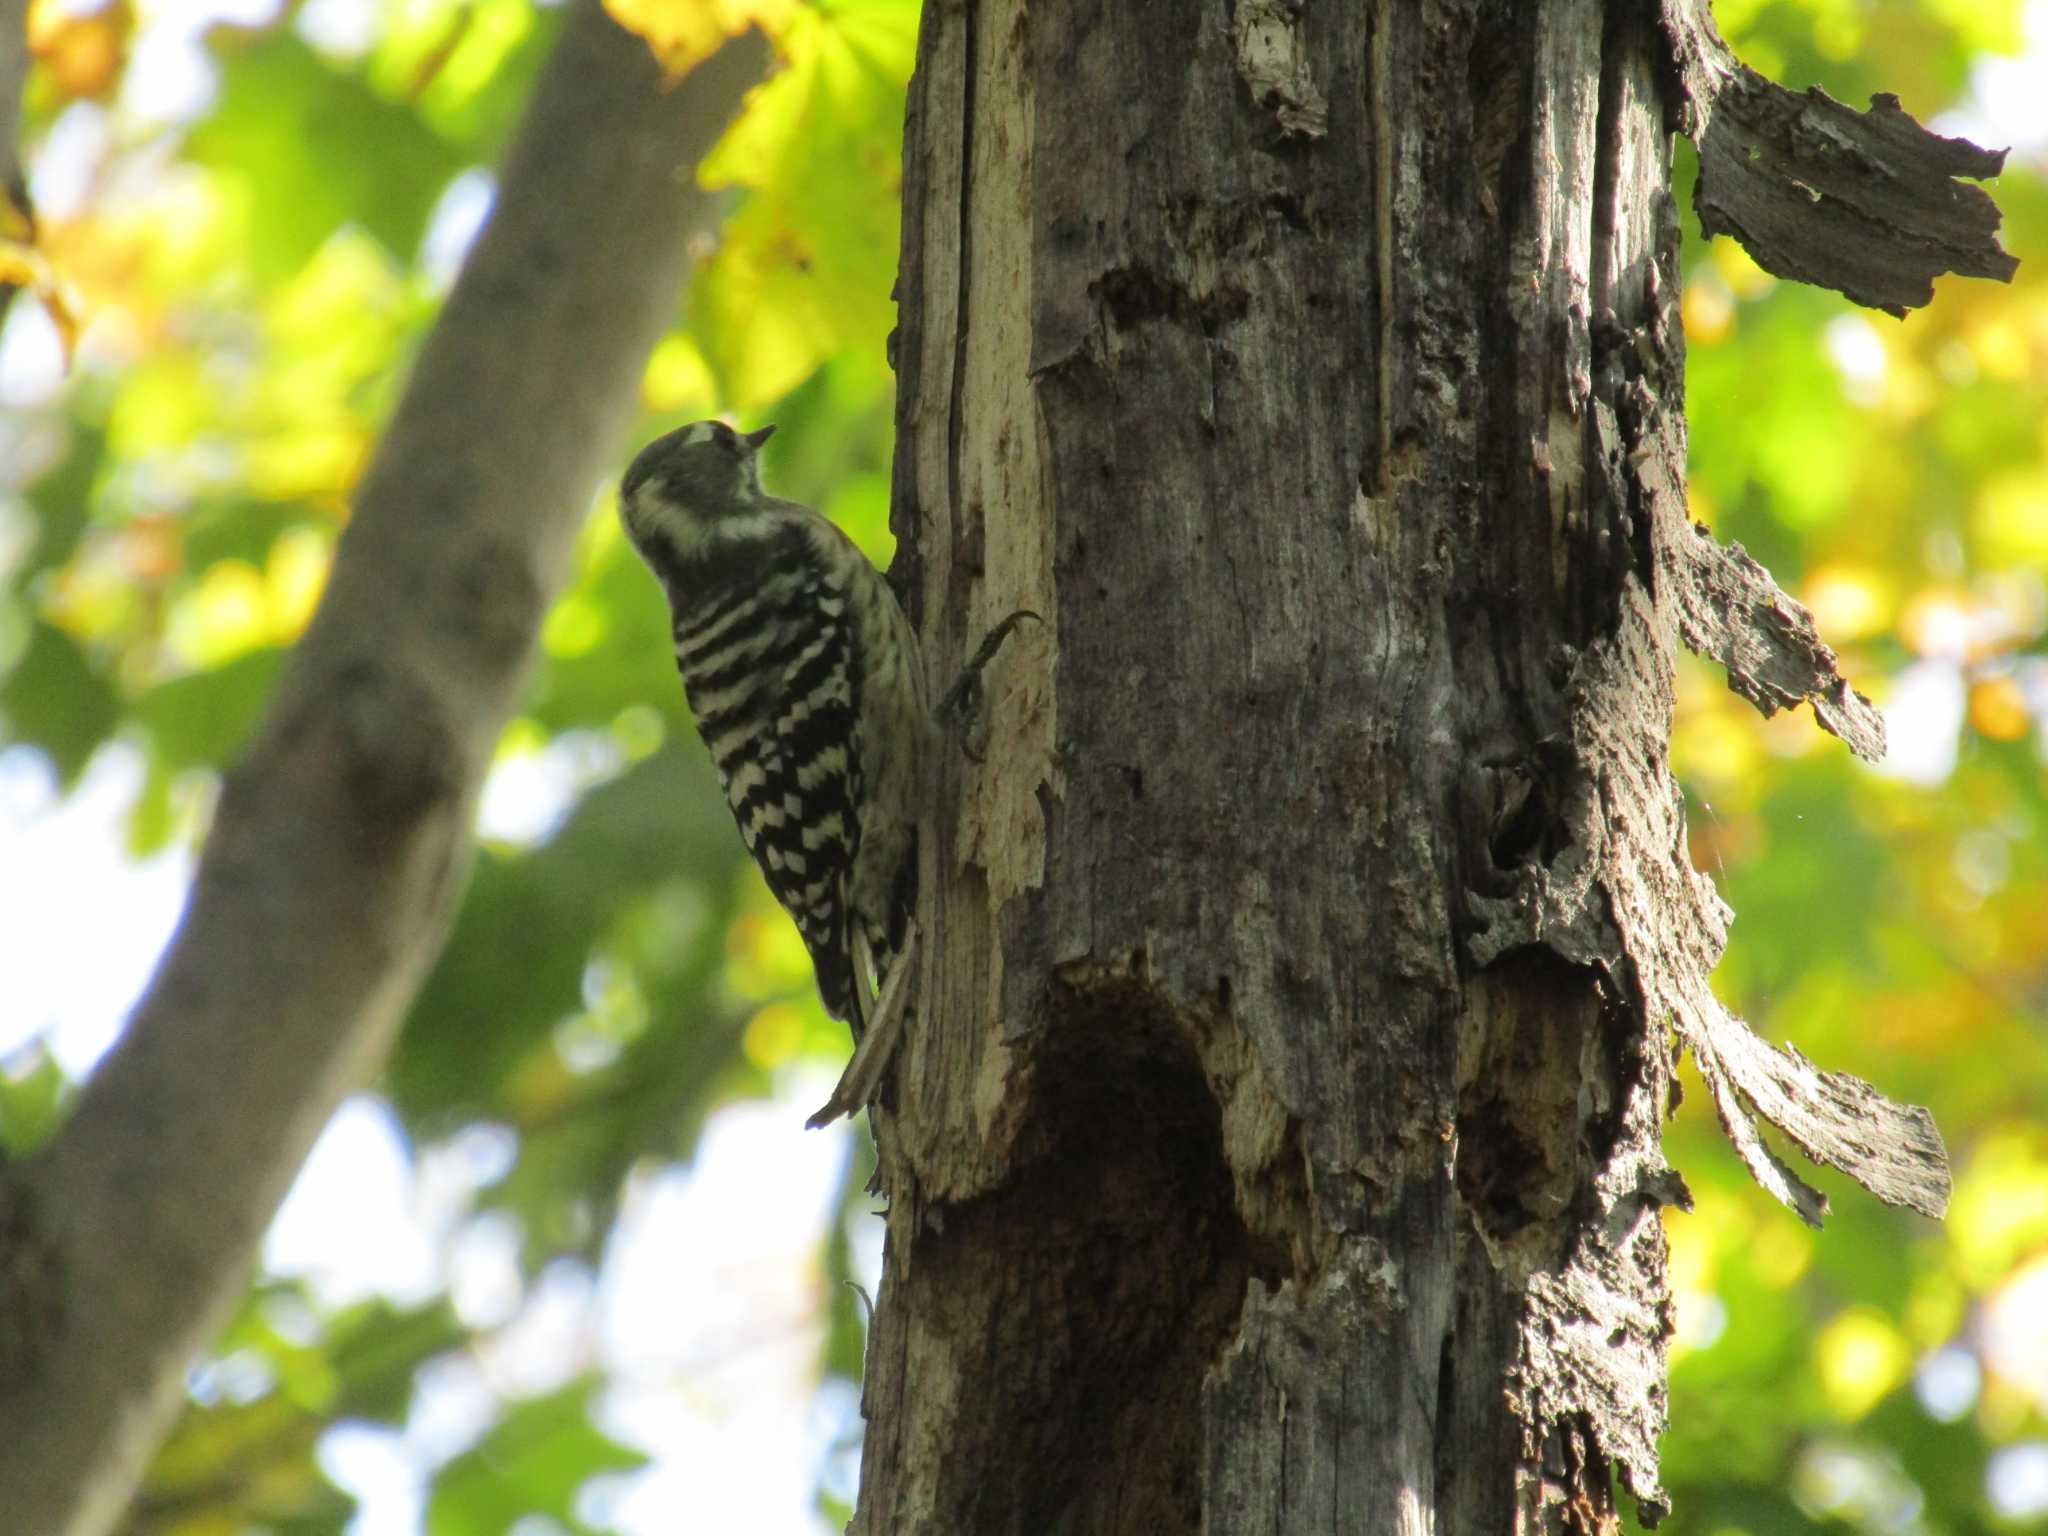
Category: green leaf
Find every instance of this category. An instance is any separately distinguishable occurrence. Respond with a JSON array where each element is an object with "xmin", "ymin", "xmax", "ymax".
[
  {"xmin": 18, "ymin": 424, "xmax": 104, "ymax": 583},
  {"xmin": 133, "ymin": 647, "xmax": 286, "ymax": 771},
  {"xmin": 691, "ymin": 0, "xmax": 916, "ymax": 405},
  {"xmin": 125, "ymin": 756, "xmax": 174, "ymax": 854},
  {"xmin": 367, "ymin": 0, "xmax": 560, "ymax": 156},
  {"xmin": 188, "ymin": 31, "xmax": 467, "ymax": 279},
  {"xmin": 179, "ymin": 500, "xmax": 321, "ymax": 574},
  {"xmin": 324, "ymin": 1295, "xmax": 472, "ymax": 1424},
  {"xmin": 0, "ymin": 1046, "xmax": 69, "ymax": 1154},
  {"xmin": 0, "ymin": 623, "xmax": 121, "ymax": 784},
  {"xmin": 391, "ymin": 742, "xmax": 744, "ymax": 1127},
  {"xmin": 522, "ymin": 540, "xmax": 691, "ymax": 735},
  {"xmin": 426, "ymin": 1379, "xmax": 645, "ymax": 1536}
]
